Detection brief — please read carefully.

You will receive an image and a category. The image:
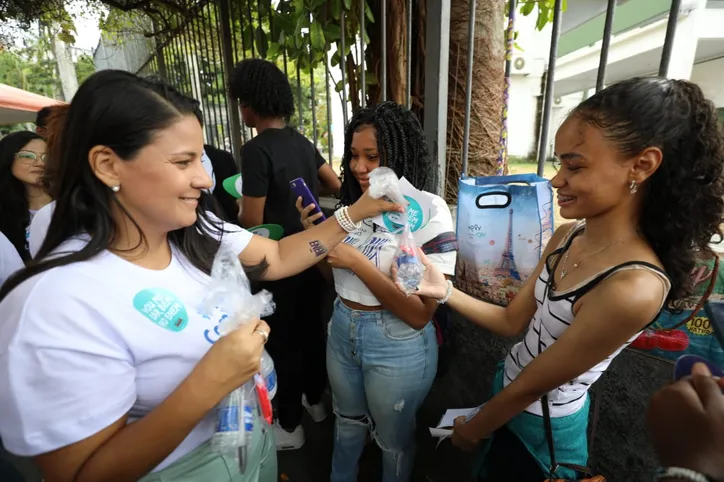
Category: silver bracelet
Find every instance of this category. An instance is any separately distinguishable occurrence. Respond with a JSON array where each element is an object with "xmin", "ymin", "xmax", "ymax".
[
  {"xmin": 655, "ymin": 467, "xmax": 714, "ymax": 482},
  {"xmin": 438, "ymin": 280, "xmax": 453, "ymax": 304}
]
